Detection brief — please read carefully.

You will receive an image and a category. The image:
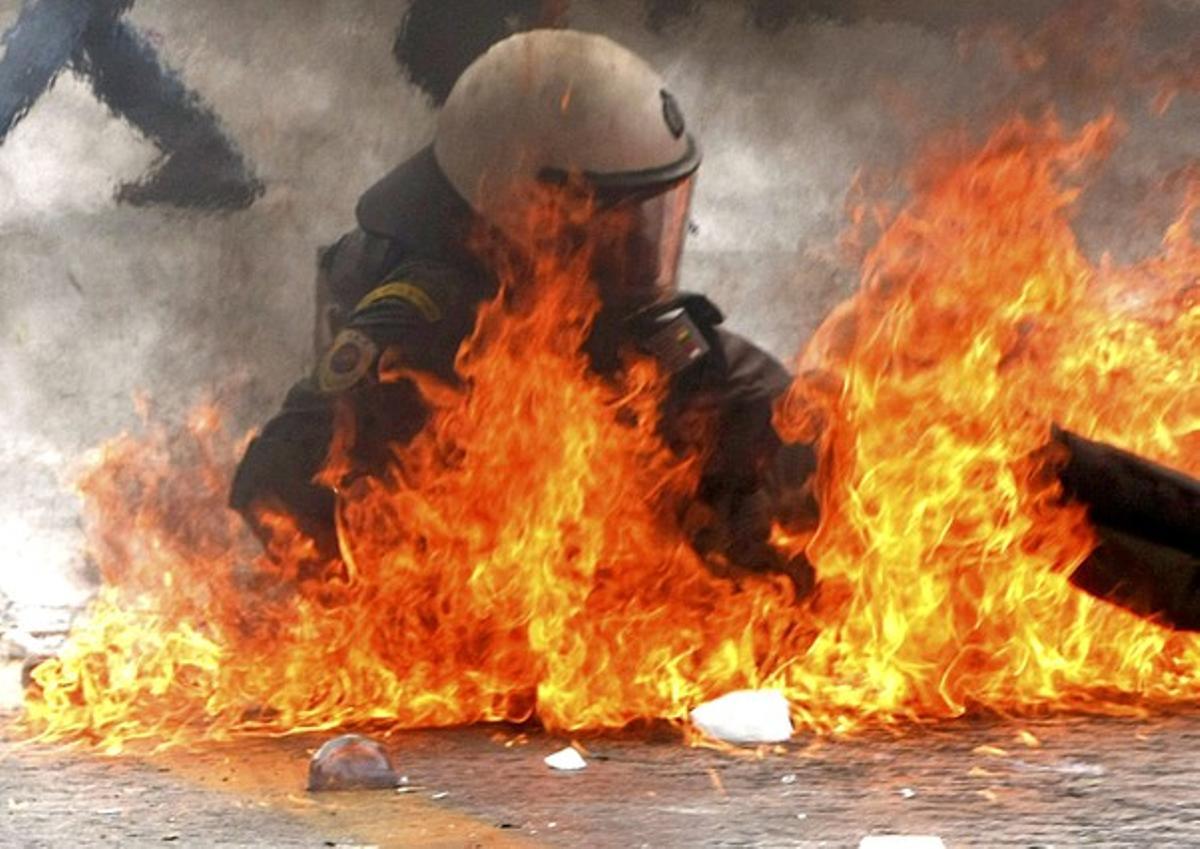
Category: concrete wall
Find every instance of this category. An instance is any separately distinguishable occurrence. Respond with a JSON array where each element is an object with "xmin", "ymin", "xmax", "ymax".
[{"xmin": 0, "ymin": 0, "xmax": 1197, "ymax": 620}]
